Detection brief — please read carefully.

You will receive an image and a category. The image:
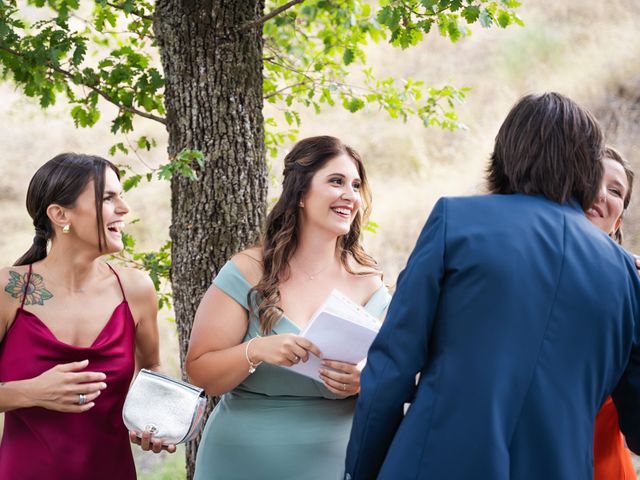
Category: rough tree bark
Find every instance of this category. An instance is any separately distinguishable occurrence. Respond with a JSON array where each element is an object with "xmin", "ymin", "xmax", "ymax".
[{"xmin": 153, "ymin": 1, "xmax": 267, "ymax": 477}]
